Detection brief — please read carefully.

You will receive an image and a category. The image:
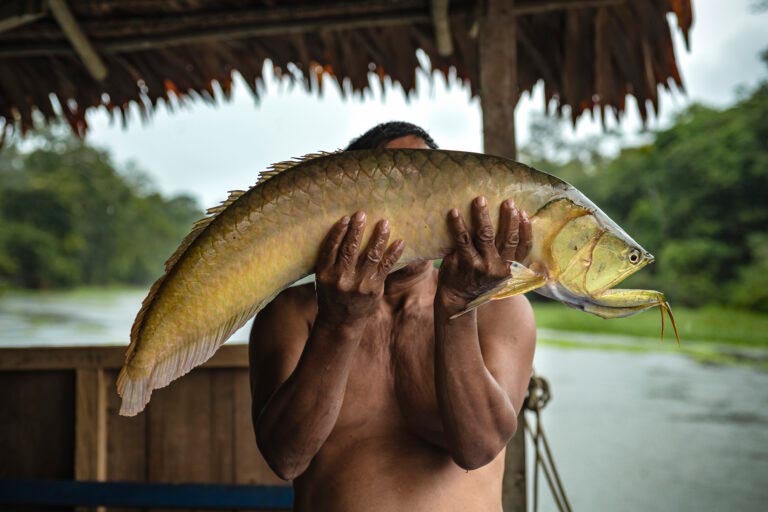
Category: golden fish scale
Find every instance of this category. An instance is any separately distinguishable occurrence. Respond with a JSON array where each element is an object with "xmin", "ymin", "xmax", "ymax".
[{"xmin": 123, "ymin": 150, "xmax": 576, "ymax": 411}]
